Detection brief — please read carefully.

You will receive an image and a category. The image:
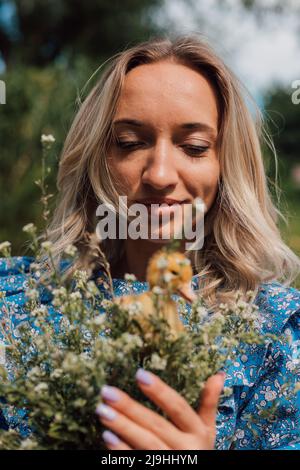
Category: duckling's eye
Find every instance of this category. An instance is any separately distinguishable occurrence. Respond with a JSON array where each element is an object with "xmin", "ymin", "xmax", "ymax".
[{"xmin": 170, "ymin": 270, "xmax": 178, "ymax": 275}]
